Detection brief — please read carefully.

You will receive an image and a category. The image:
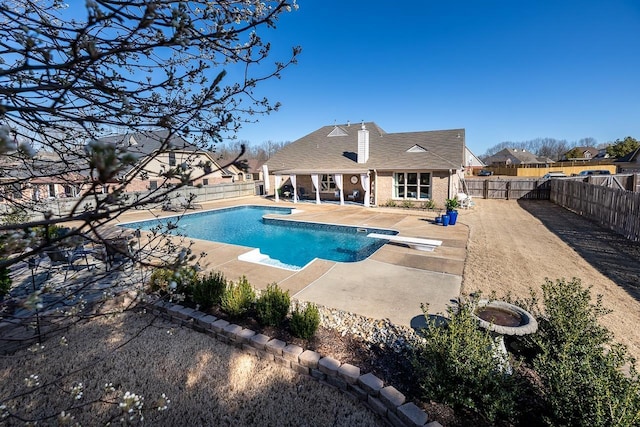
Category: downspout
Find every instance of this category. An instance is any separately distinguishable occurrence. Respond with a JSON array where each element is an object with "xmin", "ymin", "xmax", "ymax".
[{"xmin": 448, "ymin": 169, "xmax": 453, "ymax": 199}]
